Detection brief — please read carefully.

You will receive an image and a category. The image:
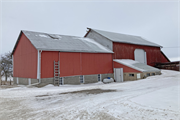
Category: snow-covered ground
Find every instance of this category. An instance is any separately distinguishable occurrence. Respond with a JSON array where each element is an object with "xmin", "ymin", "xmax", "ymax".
[
  {"xmin": 1, "ymin": 76, "xmax": 13, "ymax": 81},
  {"xmin": 0, "ymin": 70, "xmax": 179, "ymax": 120}
]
